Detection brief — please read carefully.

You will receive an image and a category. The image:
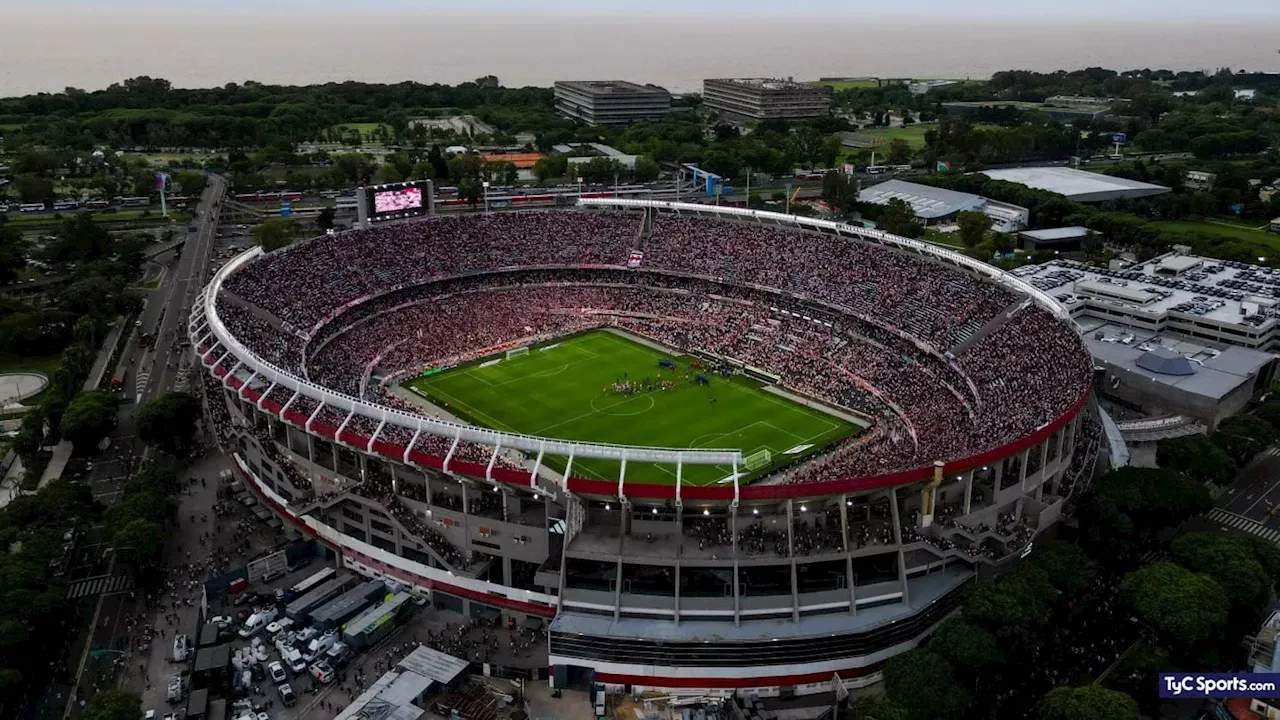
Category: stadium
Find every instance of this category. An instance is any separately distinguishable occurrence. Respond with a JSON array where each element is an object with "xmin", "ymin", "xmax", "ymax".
[{"xmin": 191, "ymin": 197, "xmax": 1099, "ymax": 697}]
